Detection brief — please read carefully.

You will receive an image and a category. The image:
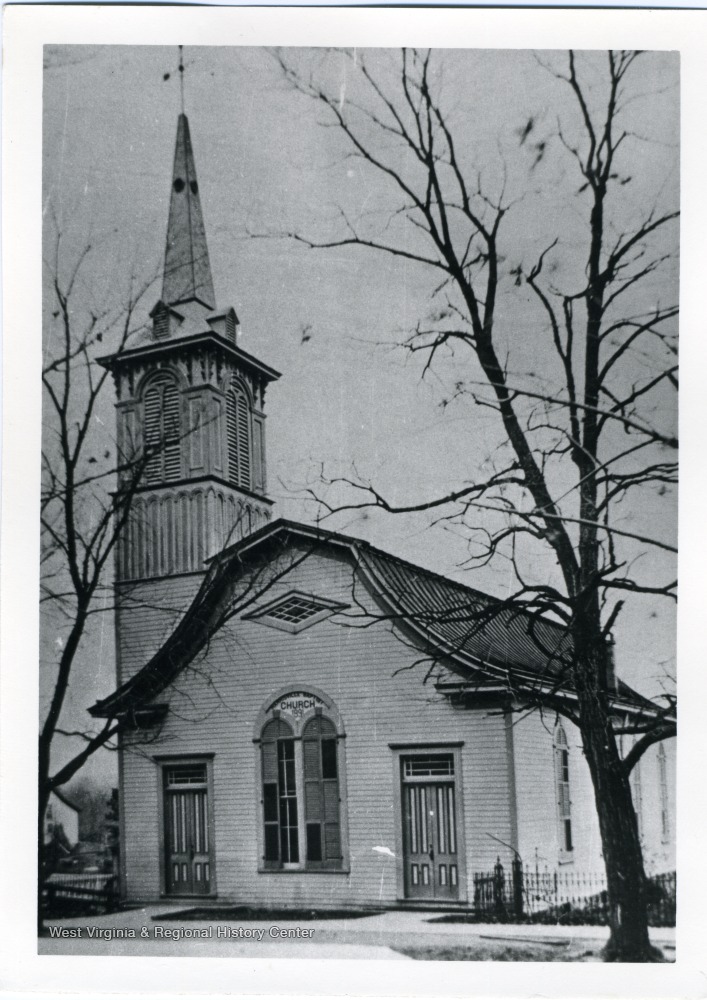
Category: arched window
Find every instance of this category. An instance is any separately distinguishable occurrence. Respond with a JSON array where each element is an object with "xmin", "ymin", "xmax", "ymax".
[
  {"xmin": 302, "ymin": 716, "xmax": 342, "ymax": 866},
  {"xmin": 631, "ymin": 757, "xmax": 643, "ymax": 840},
  {"xmin": 658, "ymin": 745, "xmax": 670, "ymax": 842},
  {"xmin": 554, "ymin": 724, "xmax": 573, "ymax": 856},
  {"xmin": 257, "ymin": 693, "xmax": 347, "ymax": 872},
  {"xmin": 143, "ymin": 372, "xmax": 181, "ymax": 483},
  {"xmin": 261, "ymin": 719, "xmax": 298, "ymax": 866},
  {"xmin": 226, "ymin": 385, "xmax": 251, "ymax": 490}
]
